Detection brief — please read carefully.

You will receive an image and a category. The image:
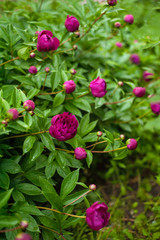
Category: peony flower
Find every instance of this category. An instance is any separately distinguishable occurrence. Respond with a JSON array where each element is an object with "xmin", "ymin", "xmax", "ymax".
[
  {"xmin": 130, "ymin": 54, "xmax": 140, "ymax": 65},
  {"xmin": 23, "ymin": 100, "xmax": 35, "ymax": 111},
  {"xmin": 115, "ymin": 42, "xmax": 123, "ymax": 48},
  {"xmin": 124, "ymin": 14, "xmax": 134, "ymax": 24},
  {"xmin": 133, "ymin": 87, "xmax": 146, "ymax": 97},
  {"xmin": 37, "ymin": 30, "xmax": 60, "ymax": 52},
  {"xmin": 126, "ymin": 138, "xmax": 138, "ymax": 150},
  {"xmin": 7, "ymin": 108, "xmax": 19, "ymax": 120},
  {"xmin": 143, "ymin": 71, "xmax": 154, "ymax": 82},
  {"xmin": 74, "ymin": 147, "xmax": 87, "ymax": 160},
  {"xmin": 65, "ymin": 15, "xmax": 80, "ymax": 32},
  {"xmin": 150, "ymin": 102, "xmax": 160, "ymax": 115},
  {"xmin": 15, "ymin": 233, "xmax": 32, "ymax": 240},
  {"xmin": 89, "ymin": 77, "xmax": 107, "ymax": 98},
  {"xmin": 86, "ymin": 201, "xmax": 110, "ymax": 231},
  {"xmin": 107, "ymin": 0, "xmax": 117, "ymax": 6},
  {"xmin": 49, "ymin": 112, "xmax": 79, "ymax": 141},
  {"xmin": 114, "ymin": 22, "xmax": 121, "ymax": 28},
  {"xmin": 28, "ymin": 66, "xmax": 37, "ymax": 74},
  {"xmin": 63, "ymin": 80, "xmax": 76, "ymax": 94}
]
